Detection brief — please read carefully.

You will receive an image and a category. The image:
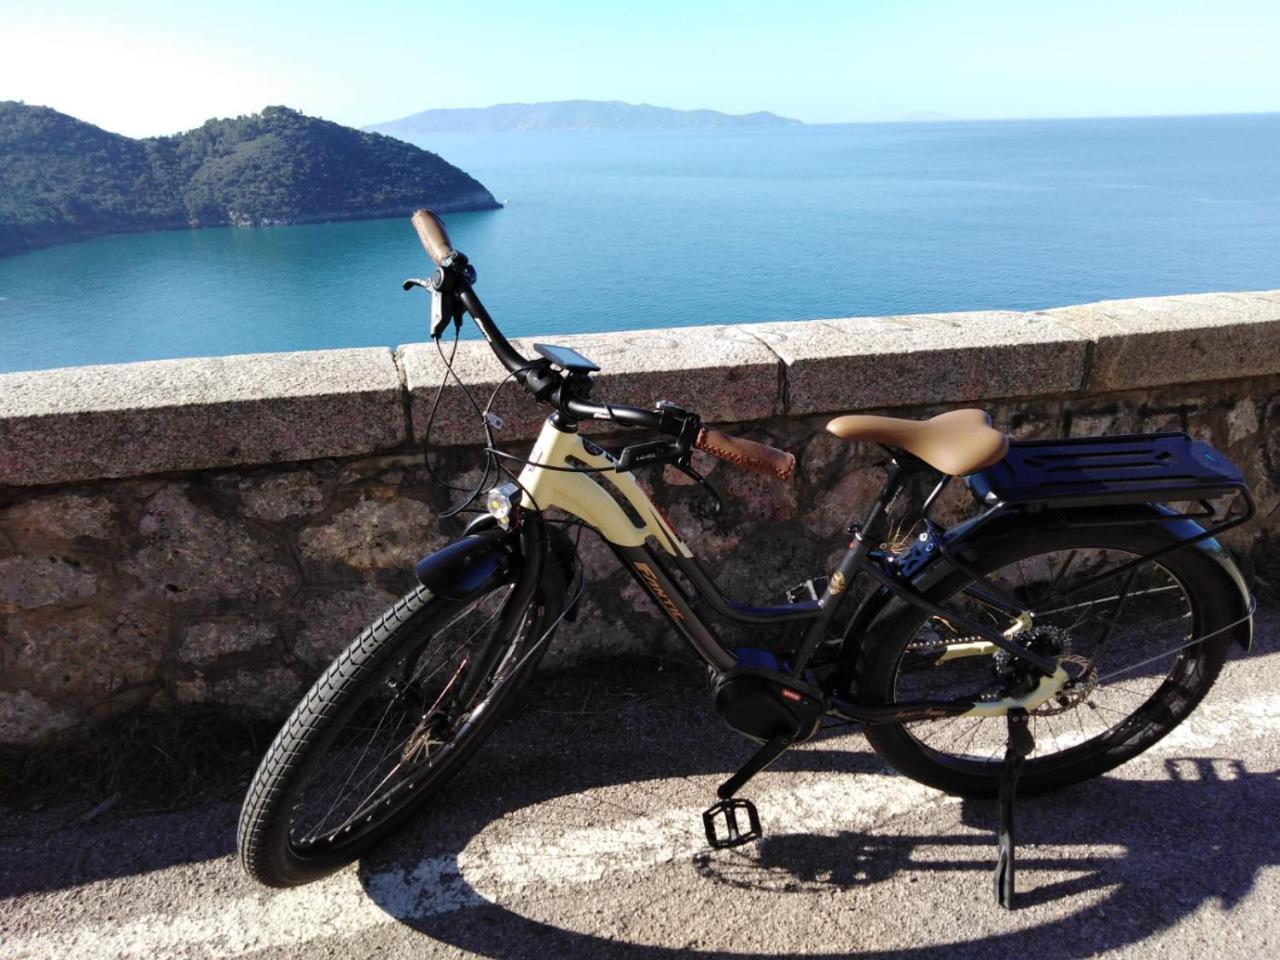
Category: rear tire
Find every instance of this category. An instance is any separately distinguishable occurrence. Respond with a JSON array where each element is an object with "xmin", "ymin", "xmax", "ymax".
[
  {"xmin": 238, "ymin": 579, "xmax": 556, "ymax": 887},
  {"xmin": 860, "ymin": 523, "xmax": 1239, "ymax": 798}
]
